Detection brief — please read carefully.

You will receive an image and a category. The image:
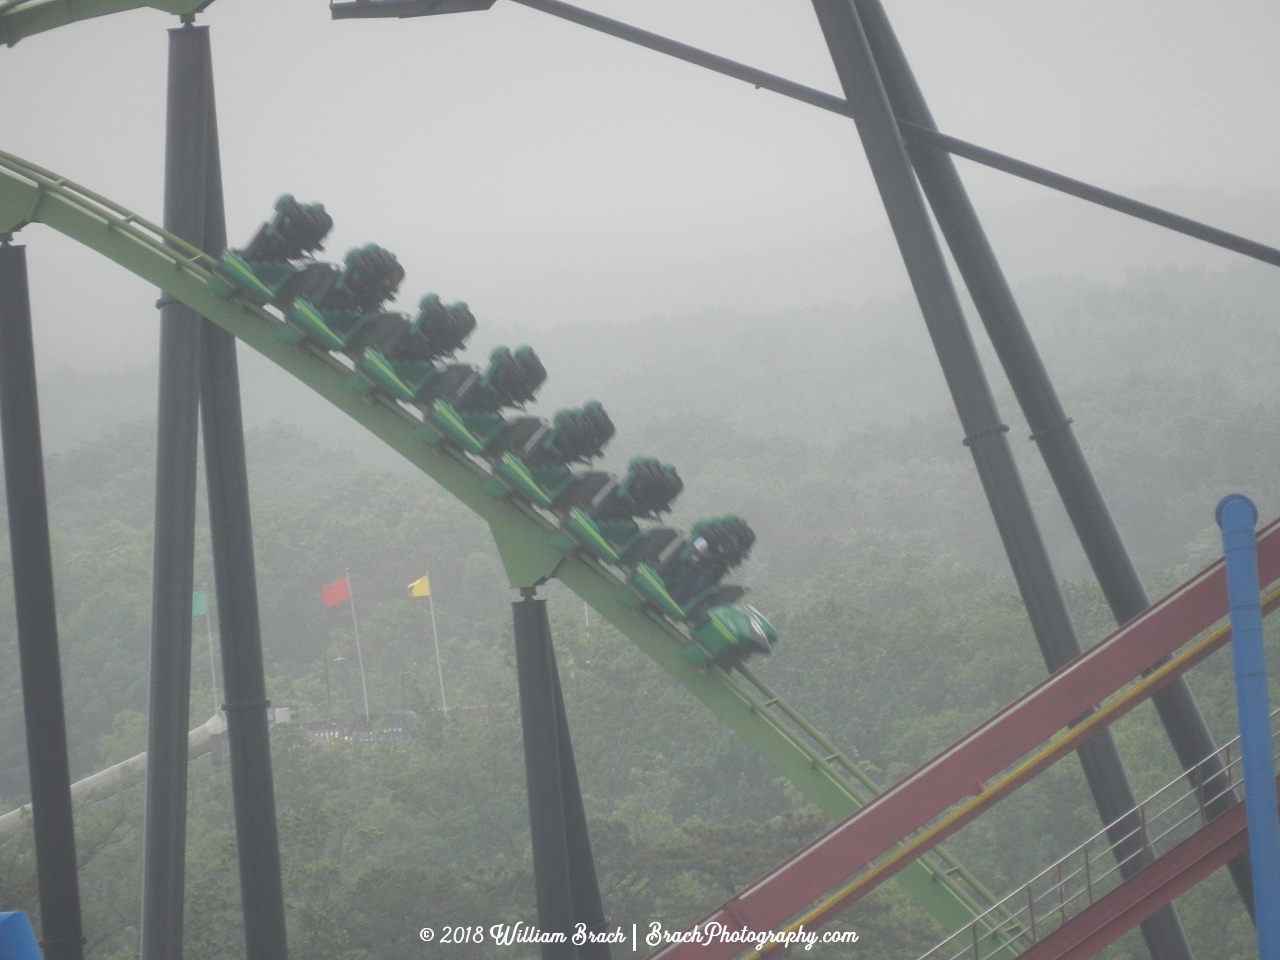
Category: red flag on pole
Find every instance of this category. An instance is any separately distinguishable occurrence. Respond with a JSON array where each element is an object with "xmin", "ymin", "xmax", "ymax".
[{"xmin": 321, "ymin": 575, "xmax": 350, "ymax": 608}]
